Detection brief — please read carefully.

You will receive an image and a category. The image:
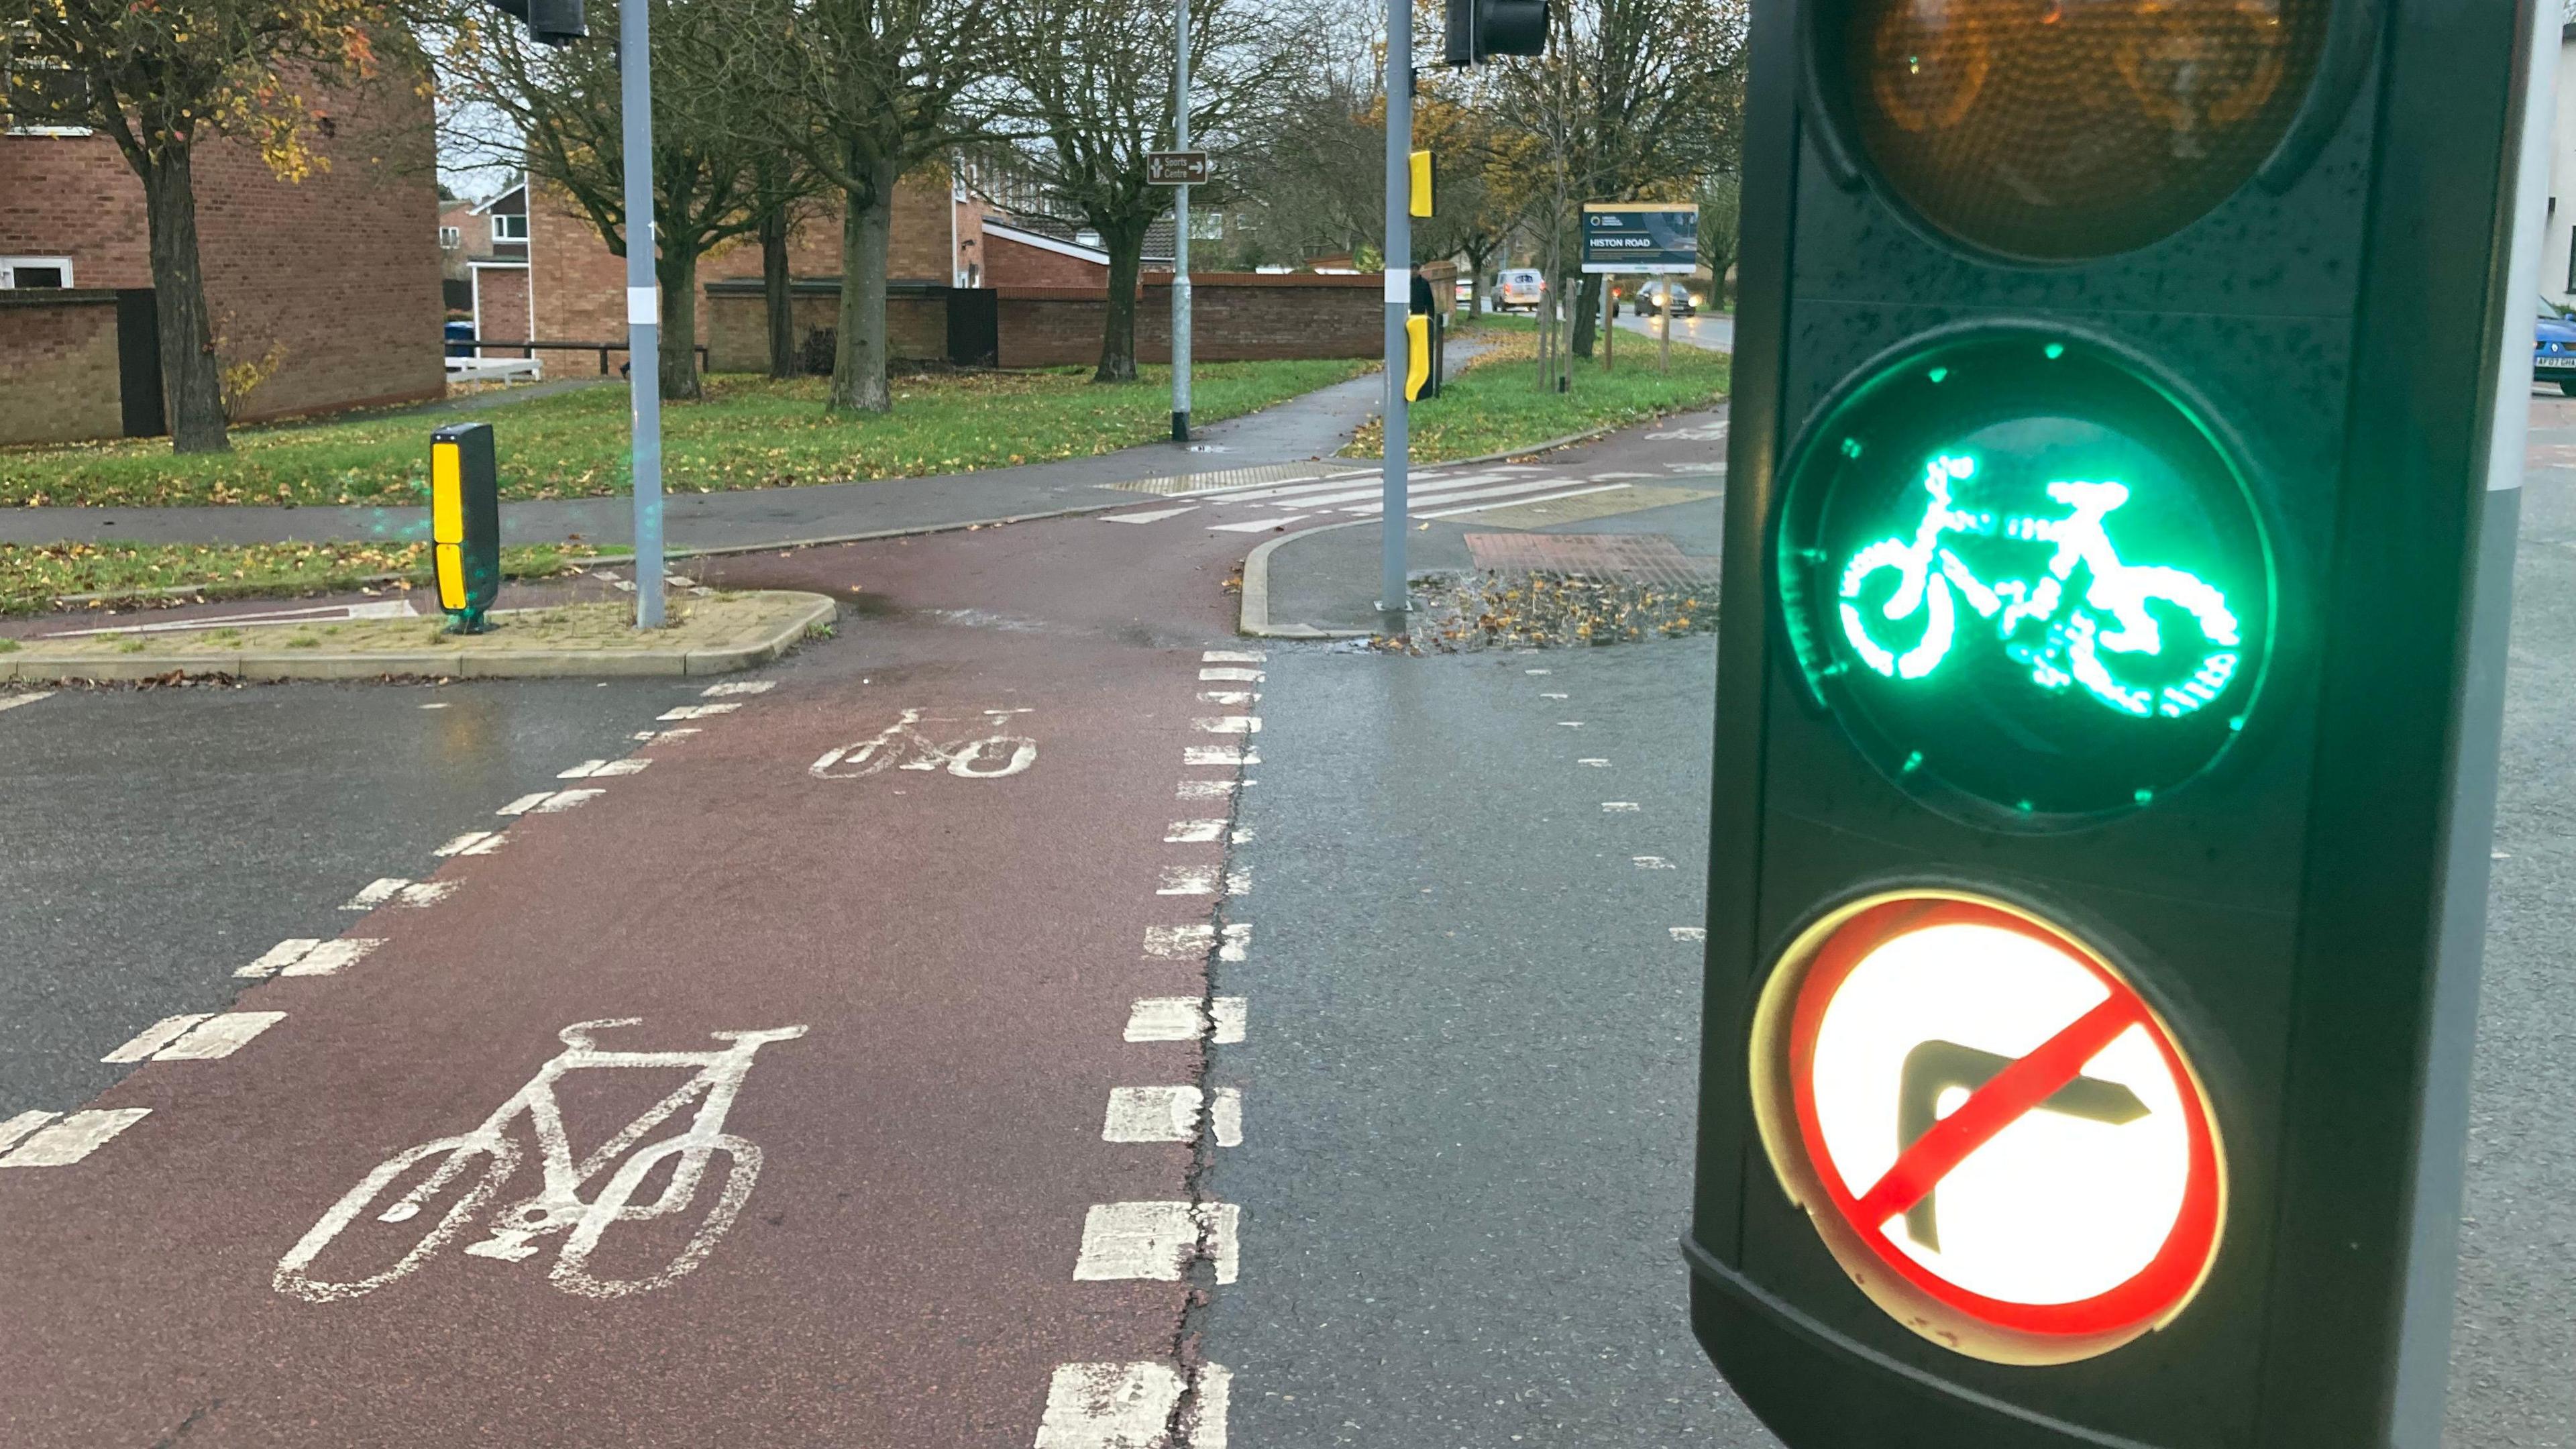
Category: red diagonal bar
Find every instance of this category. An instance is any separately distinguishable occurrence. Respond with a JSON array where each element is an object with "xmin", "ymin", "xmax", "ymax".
[{"xmin": 1851, "ymin": 995, "xmax": 2144, "ymax": 1230}]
